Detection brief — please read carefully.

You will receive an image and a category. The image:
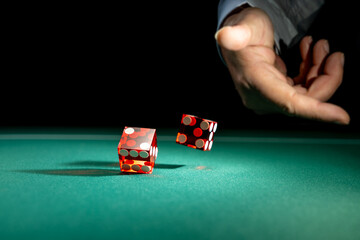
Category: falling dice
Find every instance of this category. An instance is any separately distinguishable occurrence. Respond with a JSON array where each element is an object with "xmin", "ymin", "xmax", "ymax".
[
  {"xmin": 176, "ymin": 114, "xmax": 217, "ymax": 151},
  {"xmin": 117, "ymin": 127, "xmax": 158, "ymax": 174}
]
